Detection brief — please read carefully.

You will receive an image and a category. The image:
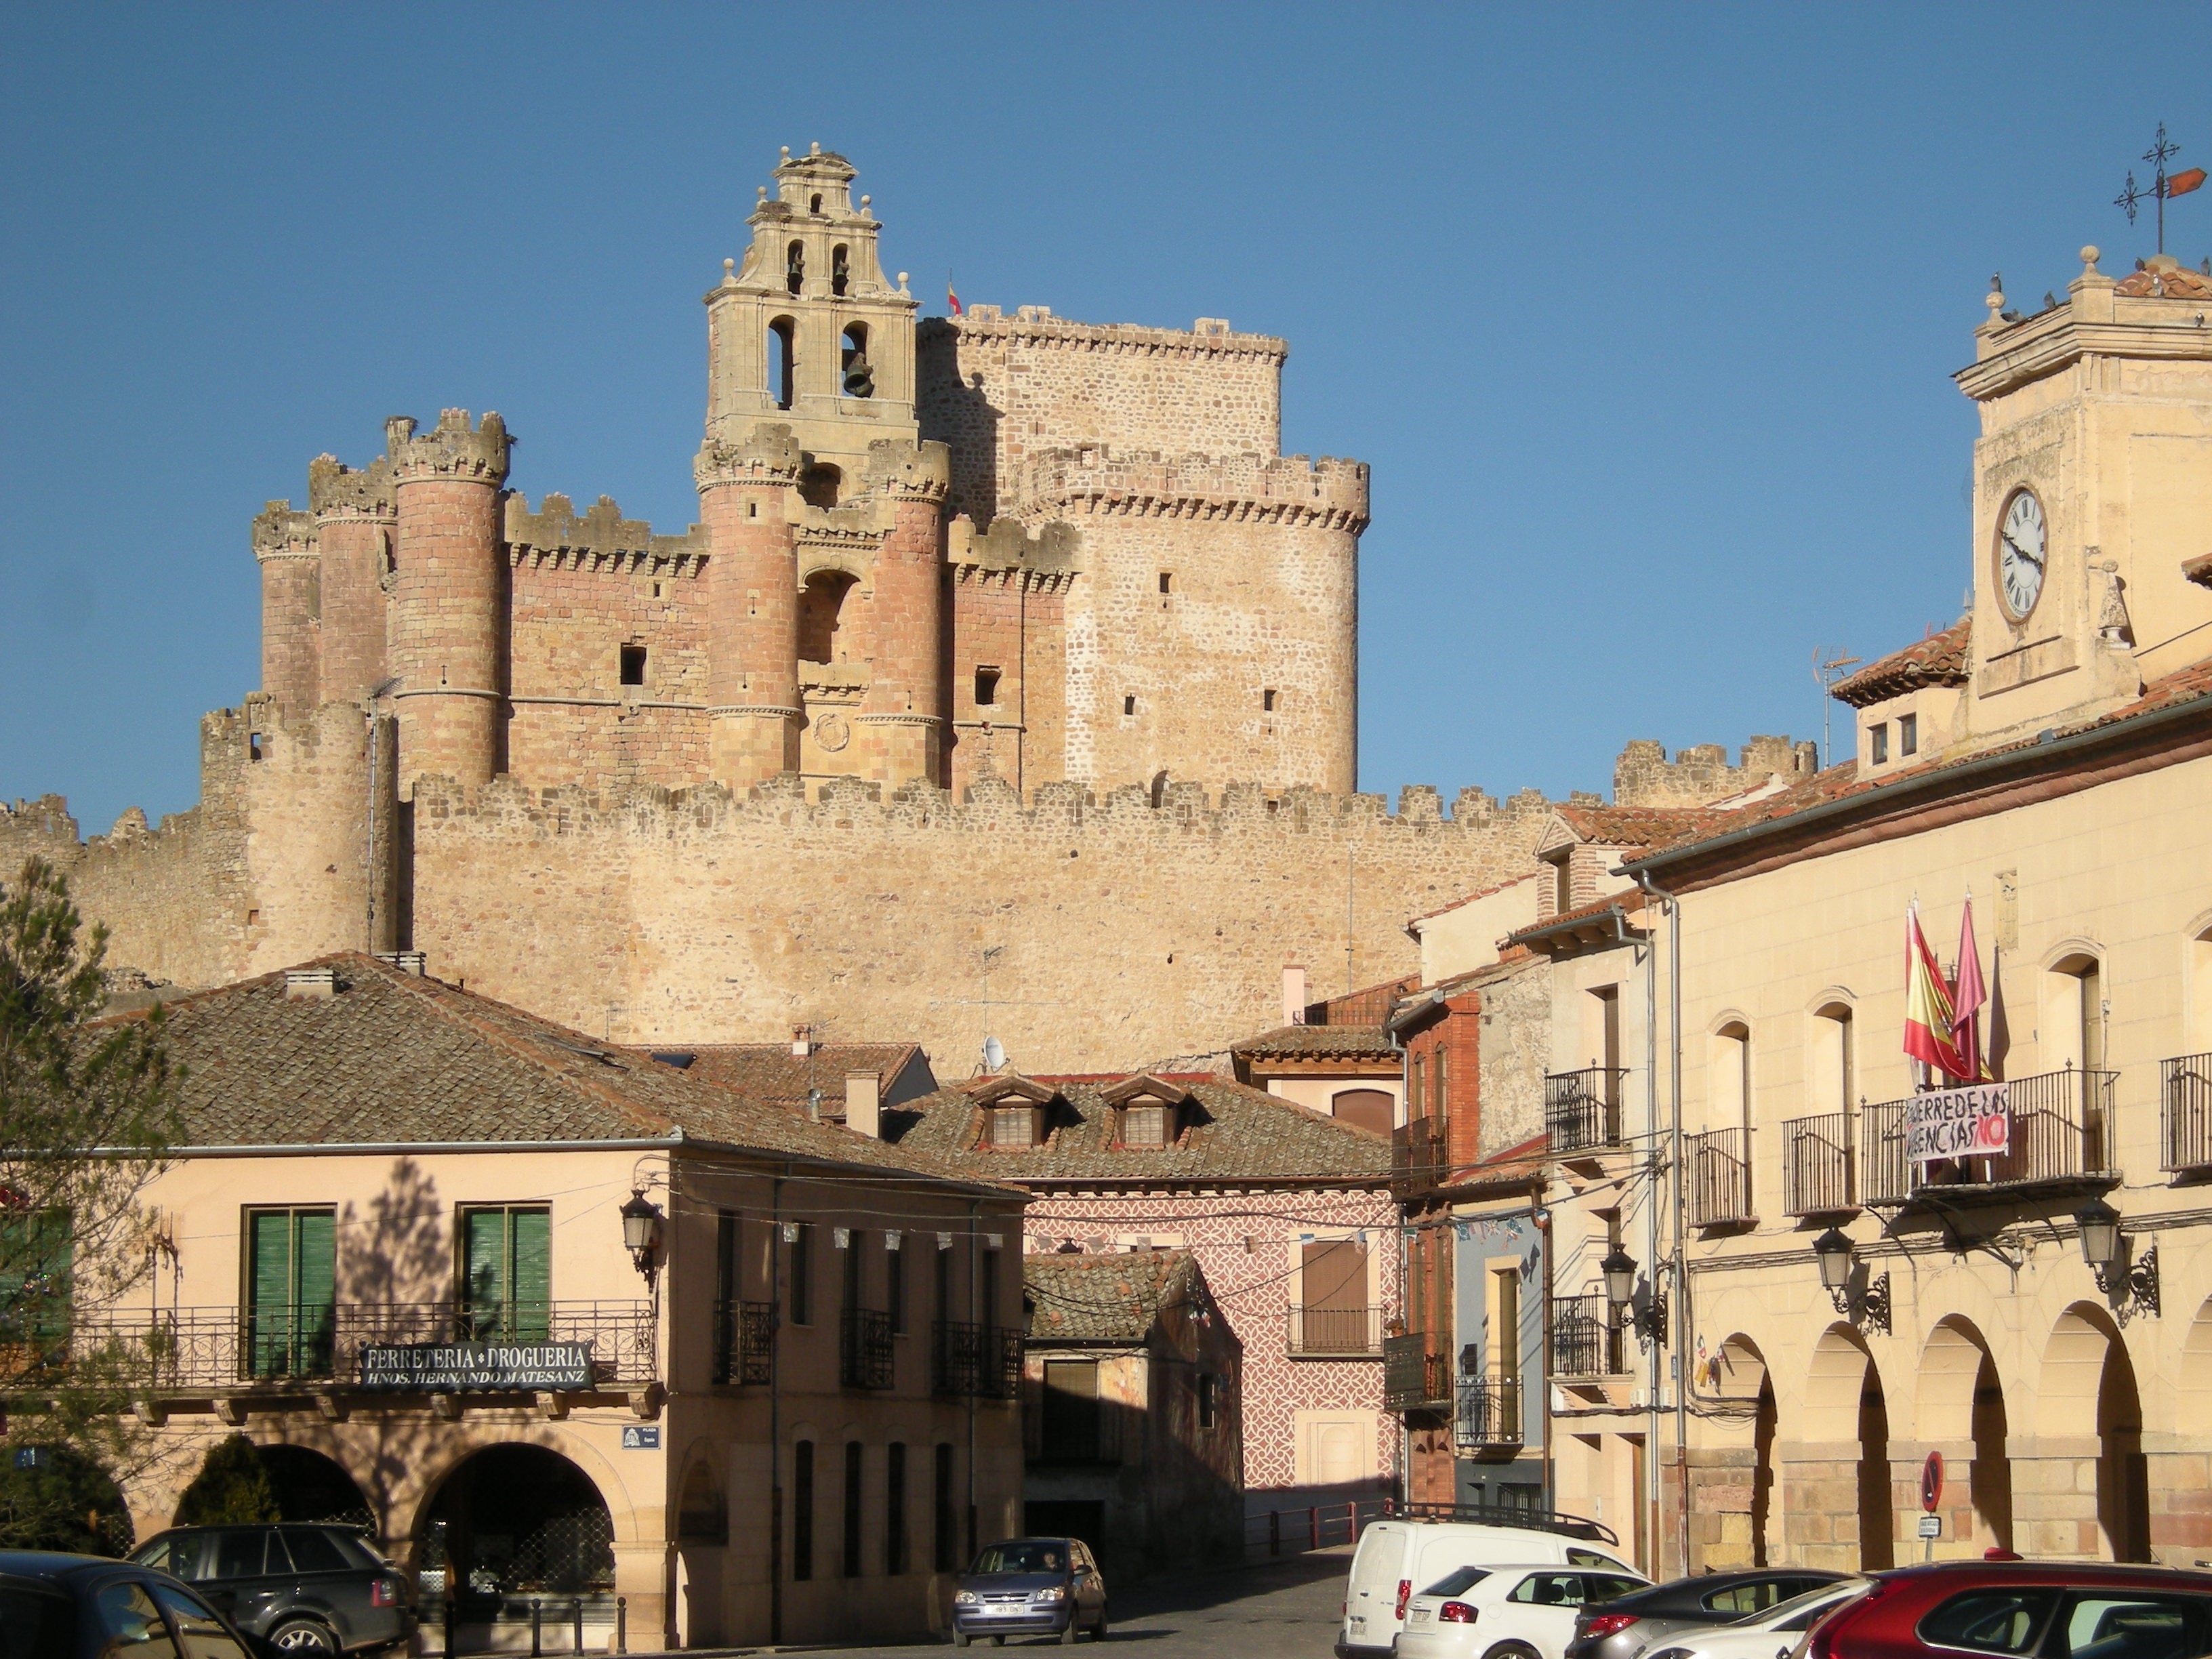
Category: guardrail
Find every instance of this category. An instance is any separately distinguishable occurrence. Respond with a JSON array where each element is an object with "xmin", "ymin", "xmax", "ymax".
[
  {"xmin": 1453, "ymin": 1370, "xmax": 1523, "ymax": 1452},
  {"xmin": 2162, "ymin": 1052, "xmax": 2212, "ymax": 1172},
  {"xmin": 1782, "ymin": 1111, "xmax": 1853, "ymax": 1216},
  {"xmin": 1688, "ymin": 1127, "xmax": 1753, "ymax": 1226},
  {"xmin": 1864, "ymin": 1067, "xmax": 2118, "ymax": 1203},
  {"xmin": 1286, "ymin": 1305, "xmax": 1385, "ymax": 1357},
  {"xmin": 840, "ymin": 1307, "xmax": 895, "ymax": 1389},
  {"xmin": 1242, "ymin": 1498, "xmax": 1387, "ymax": 1559},
  {"xmin": 1546, "ymin": 1067, "xmax": 1629, "ymax": 1153},
  {"xmin": 931, "ymin": 1319, "xmax": 1021, "ymax": 1399},
  {"xmin": 1549, "ymin": 1292, "xmax": 1624, "ymax": 1378},
  {"xmin": 1382, "ymin": 1334, "xmax": 1450, "ymax": 1410},
  {"xmin": 711, "ymin": 1298, "xmax": 774, "ymax": 1385}
]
